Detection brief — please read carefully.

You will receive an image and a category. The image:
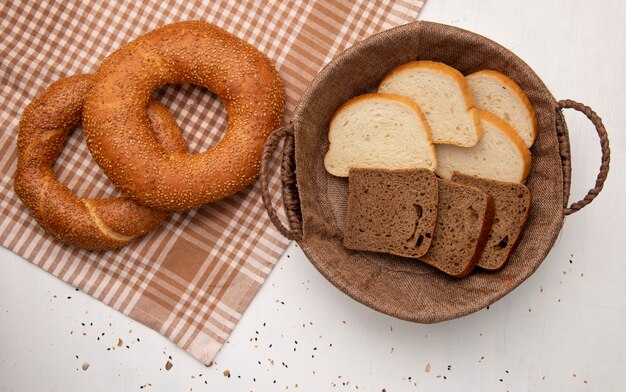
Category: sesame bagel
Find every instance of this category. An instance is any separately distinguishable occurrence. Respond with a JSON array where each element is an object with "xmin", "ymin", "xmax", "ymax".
[
  {"xmin": 82, "ymin": 21, "xmax": 285, "ymax": 211},
  {"xmin": 13, "ymin": 75, "xmax": 187, "ymax": 250}
]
